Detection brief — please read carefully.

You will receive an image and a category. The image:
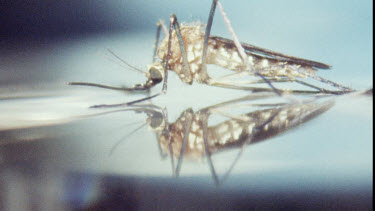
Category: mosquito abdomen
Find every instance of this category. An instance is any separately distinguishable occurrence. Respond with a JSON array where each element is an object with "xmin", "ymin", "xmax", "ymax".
[{"xmin": 206, "ymin": 38, "xmax": 317, "ymax": 78}]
